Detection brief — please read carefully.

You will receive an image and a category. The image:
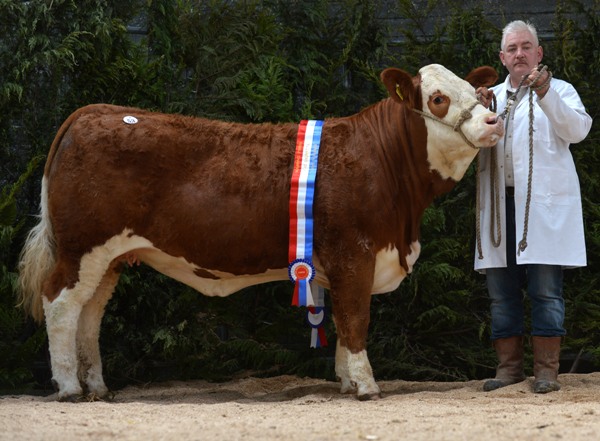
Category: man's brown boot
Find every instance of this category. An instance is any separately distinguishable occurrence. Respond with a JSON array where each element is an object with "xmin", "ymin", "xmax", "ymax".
[
  {"xmin": 483, "ymin": 336, "xmax": 526, "ymax": 391},
  {"xmin": 532, "ymin": 336, "xmax": 561, "ymax": 393}
]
